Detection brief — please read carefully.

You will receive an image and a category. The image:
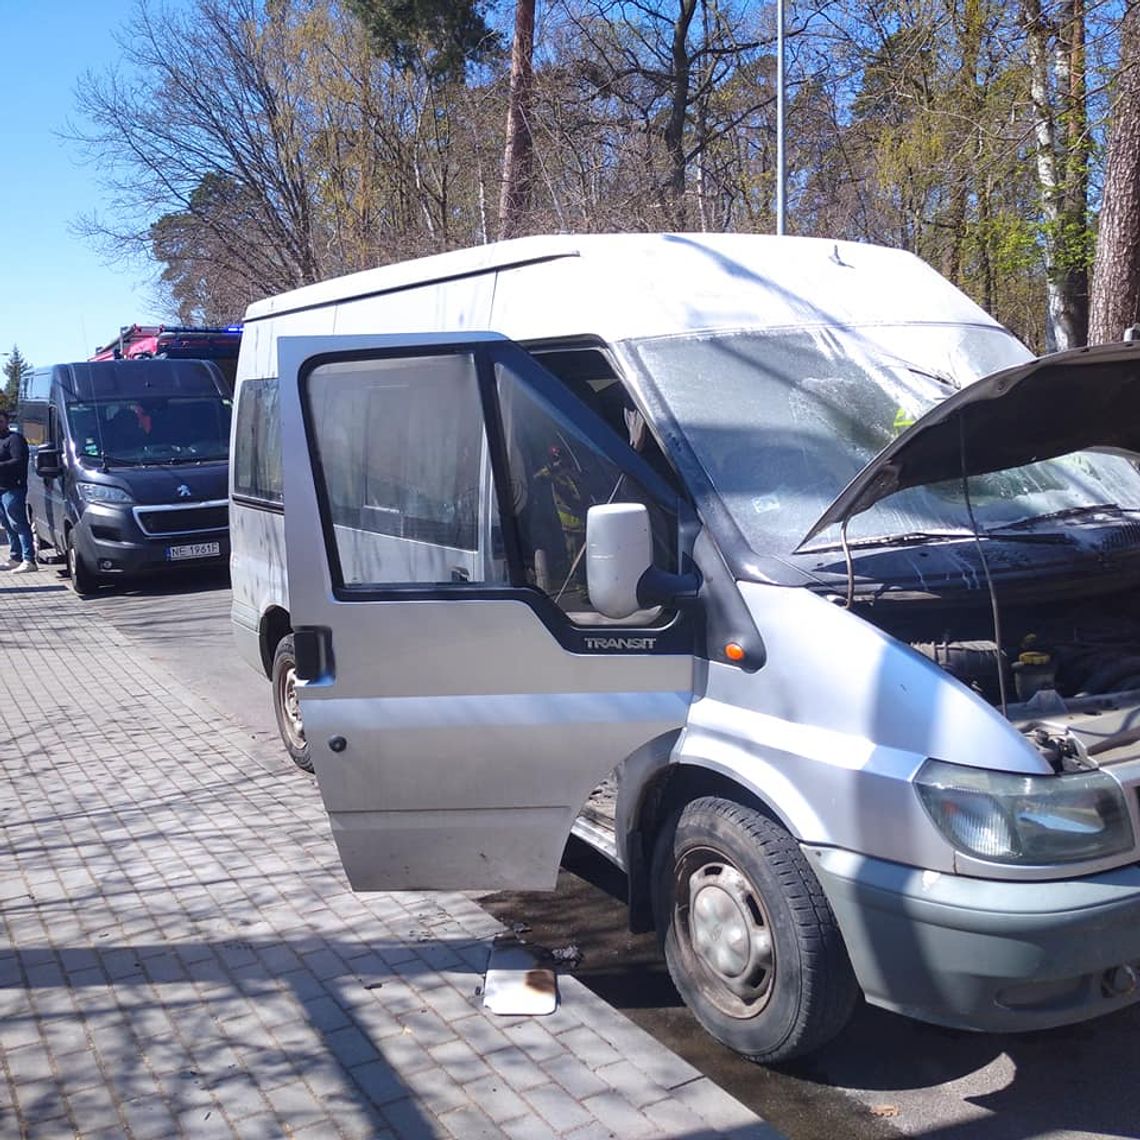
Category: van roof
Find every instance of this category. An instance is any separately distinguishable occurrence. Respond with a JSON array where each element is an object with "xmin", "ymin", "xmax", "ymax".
[{"xmin": 242, "ymin": 232, "xmax": 1002, "ymax": 341}]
